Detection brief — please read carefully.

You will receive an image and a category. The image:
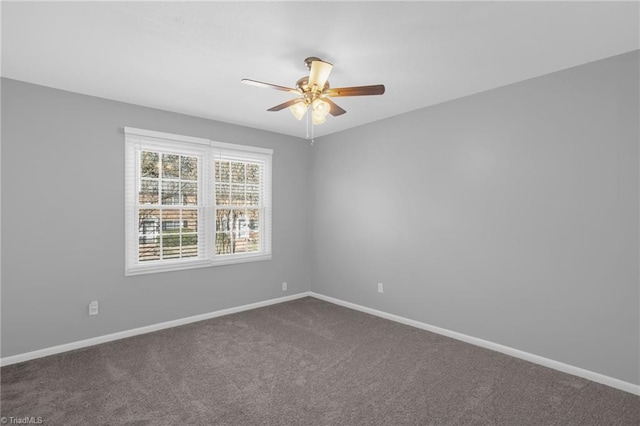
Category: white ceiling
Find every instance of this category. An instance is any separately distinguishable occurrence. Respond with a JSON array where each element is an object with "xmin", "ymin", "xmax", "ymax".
[{"xmin": 2, "ymin": 1, "xmax": 638, "ymax": 139}]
